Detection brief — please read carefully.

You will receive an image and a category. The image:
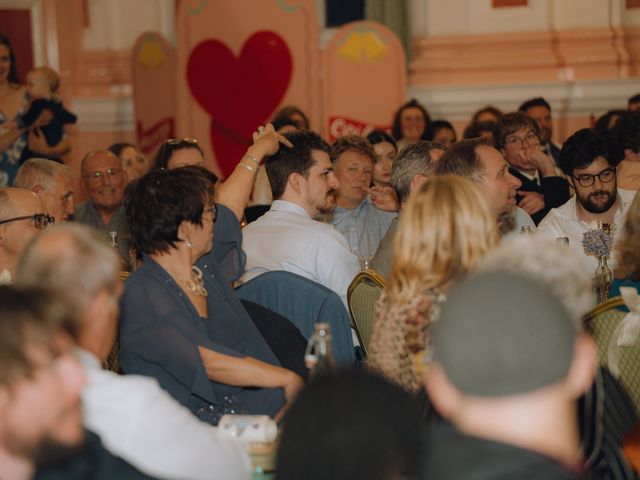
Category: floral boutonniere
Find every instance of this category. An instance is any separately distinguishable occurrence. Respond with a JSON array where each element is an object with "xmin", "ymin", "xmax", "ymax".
[{"xmin": 582, "ymin": 221, "xmax": 613, "ymax": 258}]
